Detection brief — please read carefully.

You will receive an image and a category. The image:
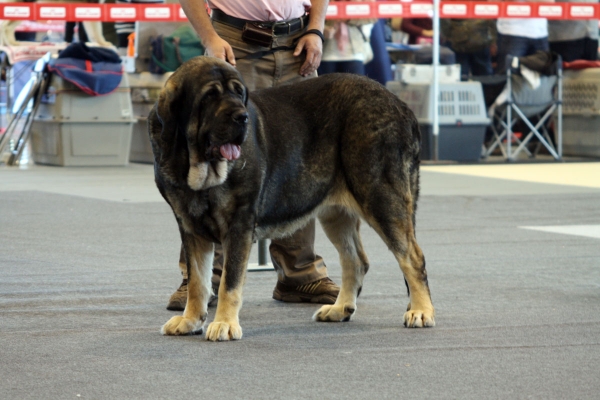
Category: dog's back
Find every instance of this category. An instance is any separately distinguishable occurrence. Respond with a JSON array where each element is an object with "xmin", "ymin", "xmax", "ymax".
[{"xmin": 248, "ymin": 73, "xmax": 422, "ymax": 232}]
